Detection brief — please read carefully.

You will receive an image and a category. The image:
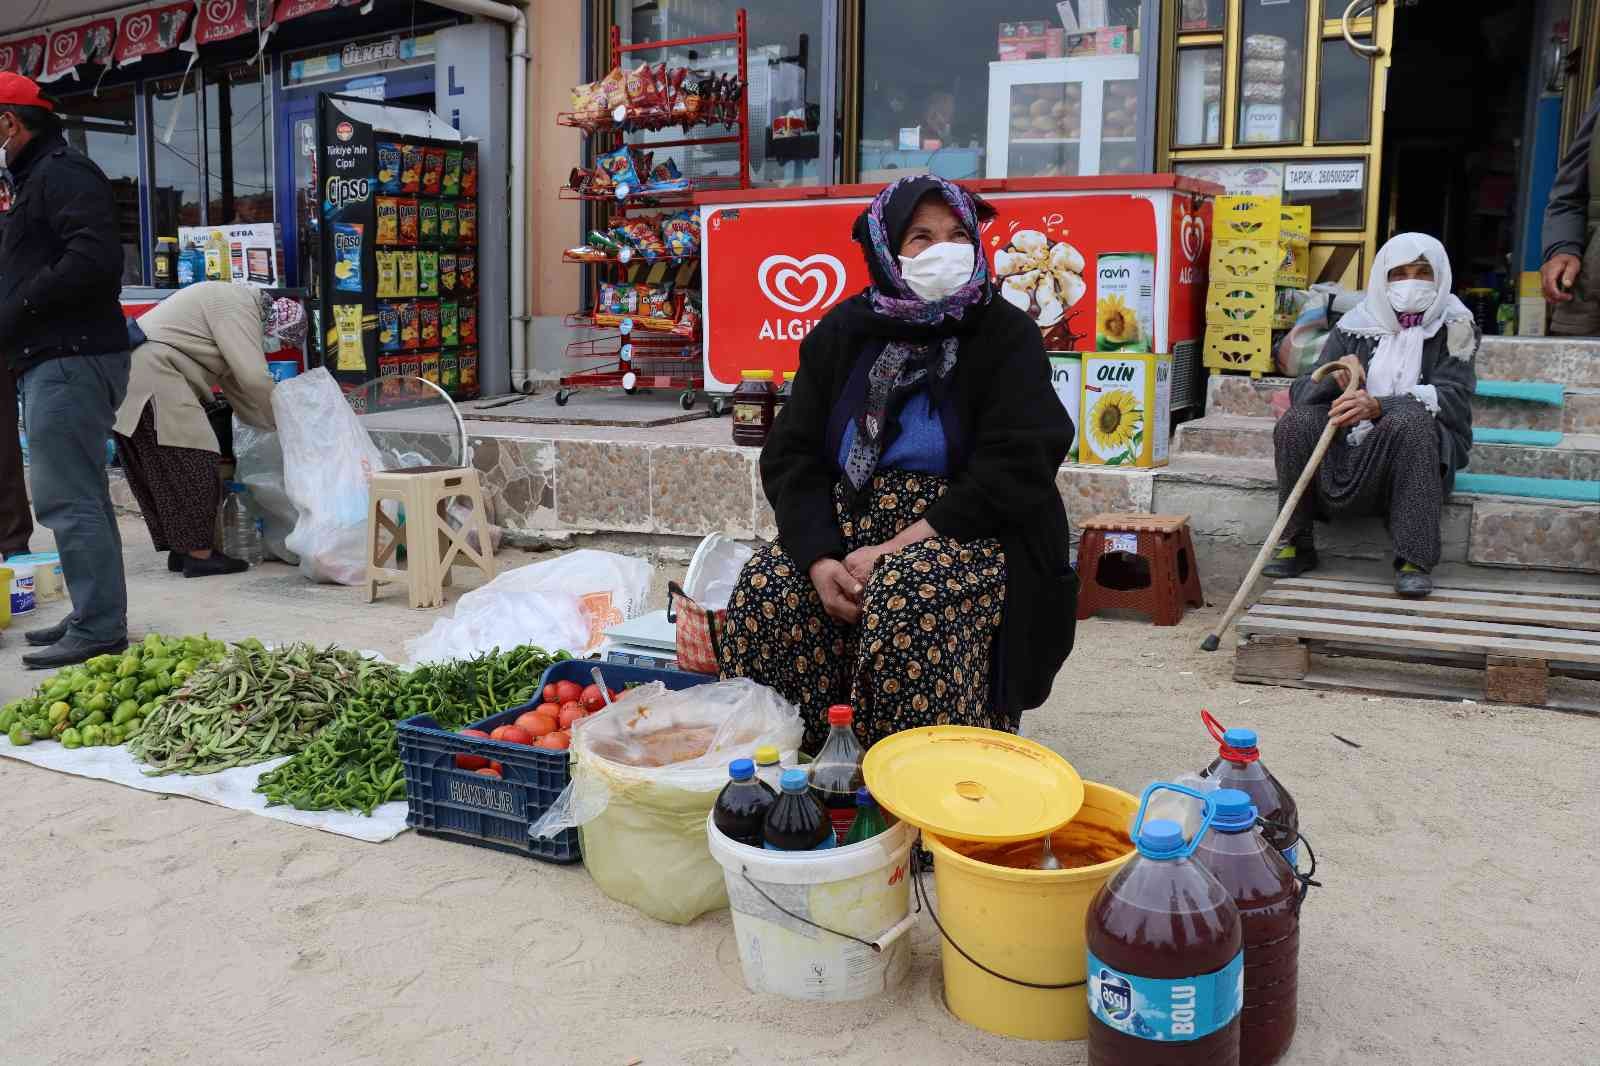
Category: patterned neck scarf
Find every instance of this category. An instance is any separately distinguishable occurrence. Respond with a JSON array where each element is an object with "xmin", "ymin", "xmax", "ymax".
[{"xmin": 842, "ymin": 177, "xmax": 993, "ymax": 498}]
